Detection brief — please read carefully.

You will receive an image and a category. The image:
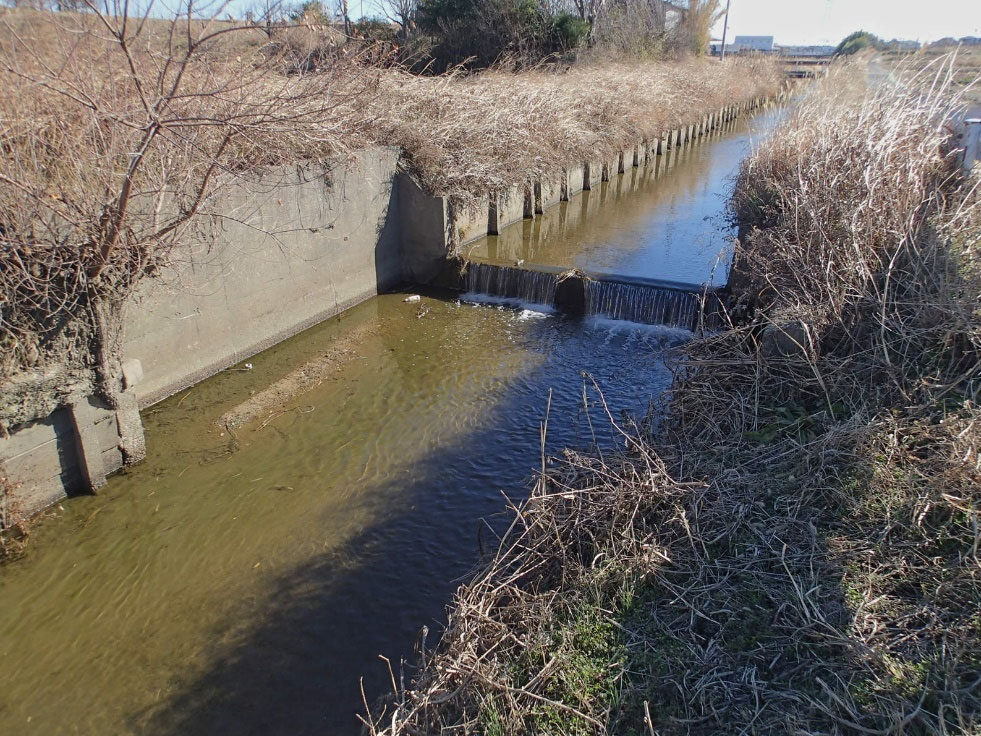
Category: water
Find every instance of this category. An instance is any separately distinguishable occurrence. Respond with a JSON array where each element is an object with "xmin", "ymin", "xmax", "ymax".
[
  {"xmin": 0, "ymin": 295, "xmax": 687, "ymax": 736},
  {"xmin": 0, "ymin": 107, "xmax": 779, "ymax": 736},
  {"xmin": 462, "ymin": 262, "xmax": 715, "ymax": 330},
  {"xmin": 465, "ymin": 107, "xmax": 785, "ymax": 287},
  {"xmin": 584, "ymin": 280, "xmax": 702, "ymax": 329}
]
